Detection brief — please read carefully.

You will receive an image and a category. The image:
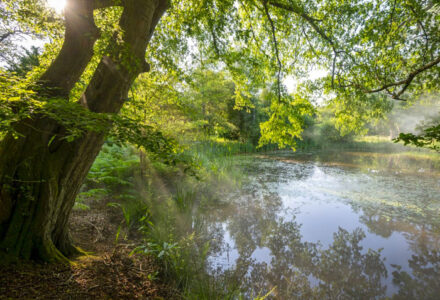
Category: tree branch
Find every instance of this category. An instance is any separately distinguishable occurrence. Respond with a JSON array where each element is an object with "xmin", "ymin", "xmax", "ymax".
[
  {"xmin": 239, "ymin": 1, "xmax": 270, "ymax": 60},
  {"xmin": 268, "ymin": 0, "xmax": 339, "ymax": 87},
  {"xmin": 268, "ymin": 0, "xmax": 440, "ymax": 100},
  {"xmin": 85, "ymin": 0, "xmax": 169, "ymax": 113},
  {"xmin": 365, "ymin": 56, "xmax": 440, "ymax": 98},
  {"xmin": 268, "ymin": 0, "xmax": 333, "ymax": 46},
  {"xmin": 0, "ymin": 31, "xmax": 17, "ymax": 43},
  {"xmin": 38, "ymin": 0, "xmax": 100, "ymax": 98},
  {"xmin": 263, "ymin": 0, "xmax": 283, "ymax": 103}
]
